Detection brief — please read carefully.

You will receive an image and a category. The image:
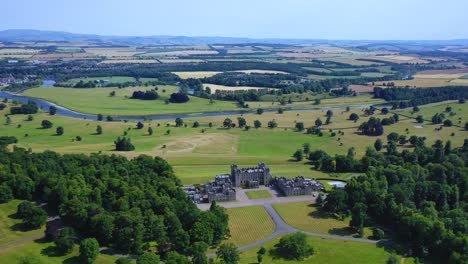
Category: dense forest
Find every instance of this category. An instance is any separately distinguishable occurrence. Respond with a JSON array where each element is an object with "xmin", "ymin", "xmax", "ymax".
[
  {"xmin": 373, "ymin": 87, "xmax": 468, "ymax": 107},
  {"xmin": 0, "ymin": 145, "xmax": 229, "ymax": 261},
  {"xmin": 308, "ymin": 139, "xmax": 468, "ymax": 263}
]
